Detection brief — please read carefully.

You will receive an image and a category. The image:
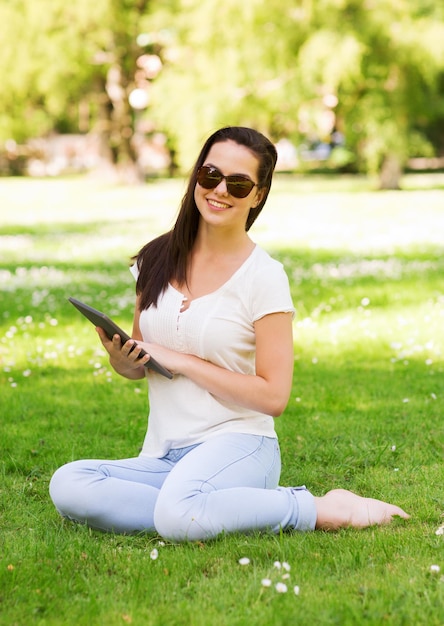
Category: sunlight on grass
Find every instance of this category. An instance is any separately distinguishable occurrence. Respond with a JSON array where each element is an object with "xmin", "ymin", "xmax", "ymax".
[
  {"xmin": 260, "ymin": 186, "xmax": 444, "ymax": 250},
  {"xmin": 1, "ymin": 174, "xmax": 444, "ymax": 264}
]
